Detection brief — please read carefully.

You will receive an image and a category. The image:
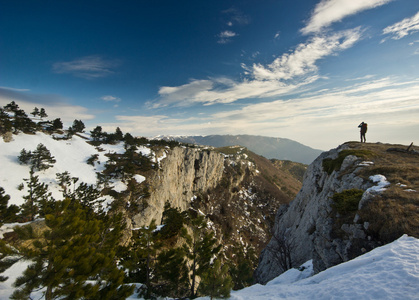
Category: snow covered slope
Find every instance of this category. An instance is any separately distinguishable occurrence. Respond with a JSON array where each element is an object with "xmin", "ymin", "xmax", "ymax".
[
  {"xmin": 0, "ymin": 132, "xmax": 149, "ymax": 206},
  {"xmin": 1, "ymin": 235, "xmax": 417, "ymax": 299},
  {"xmin": 204, "ymin": 235, "xmax": 419, "ymax": 300}
]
